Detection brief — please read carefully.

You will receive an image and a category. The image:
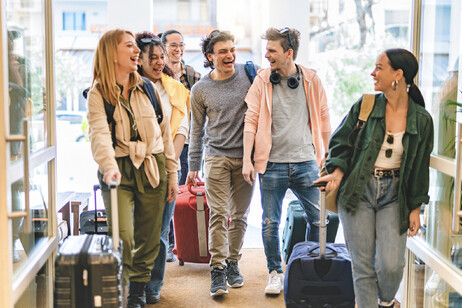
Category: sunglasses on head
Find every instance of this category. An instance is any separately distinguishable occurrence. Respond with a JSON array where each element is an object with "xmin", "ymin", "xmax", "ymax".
[
  {"xmin": 385, "ymin": 134, "xmax": 394, "ymax": 158},
  {"xmin": 140, "ymin": 37, "xmax": 162, "ymax": 44},
  {"xmin": 280, "ymin": 28, "xmax": 294, "ymax": 50}
]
